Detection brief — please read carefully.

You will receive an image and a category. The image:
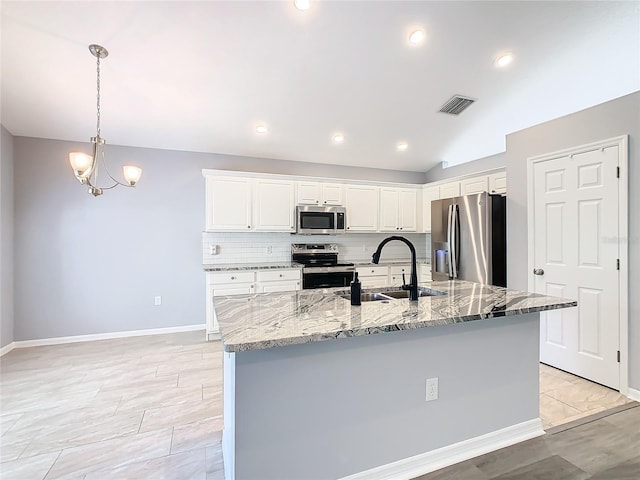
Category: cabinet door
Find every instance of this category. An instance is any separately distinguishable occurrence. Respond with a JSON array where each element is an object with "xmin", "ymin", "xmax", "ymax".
[
  {"xmin": 379, "ymin": 188, "xmax": 400, "ymax": 232},
  {"xmin": 296, "ymin": 182, "xmax": 321, "ymax": 205},
  {"xmin": 253, "ymin": 179, "xmax": 295, "ymax": 232},
  {"xmin": 206, "ymin": 176, "xmax": 252, "ymax": 231},
  {"xmin": 439, "ymin": 182, "xmax": 460, "ymax": 199},
  {"xmin": 488, "ymin": 171, "xmax": 507, "ymax": 194},
  {"xmin": 422, "ymin": 185, "xmax": 439, "ymax": 233},
  {"xmin": 321, "ymin": 183, "xmax": 344, "ymax": 205},
  {"xmin": 345, "ymin": 185, "xmax": 379, "ymax": 232},
  {"xmin": 398, "ymin": 189, "xmax": 417, "ymax": 231},
  {"xmin": 460, "ymin": 176, "xmax": 489, "ymax": 196}
]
